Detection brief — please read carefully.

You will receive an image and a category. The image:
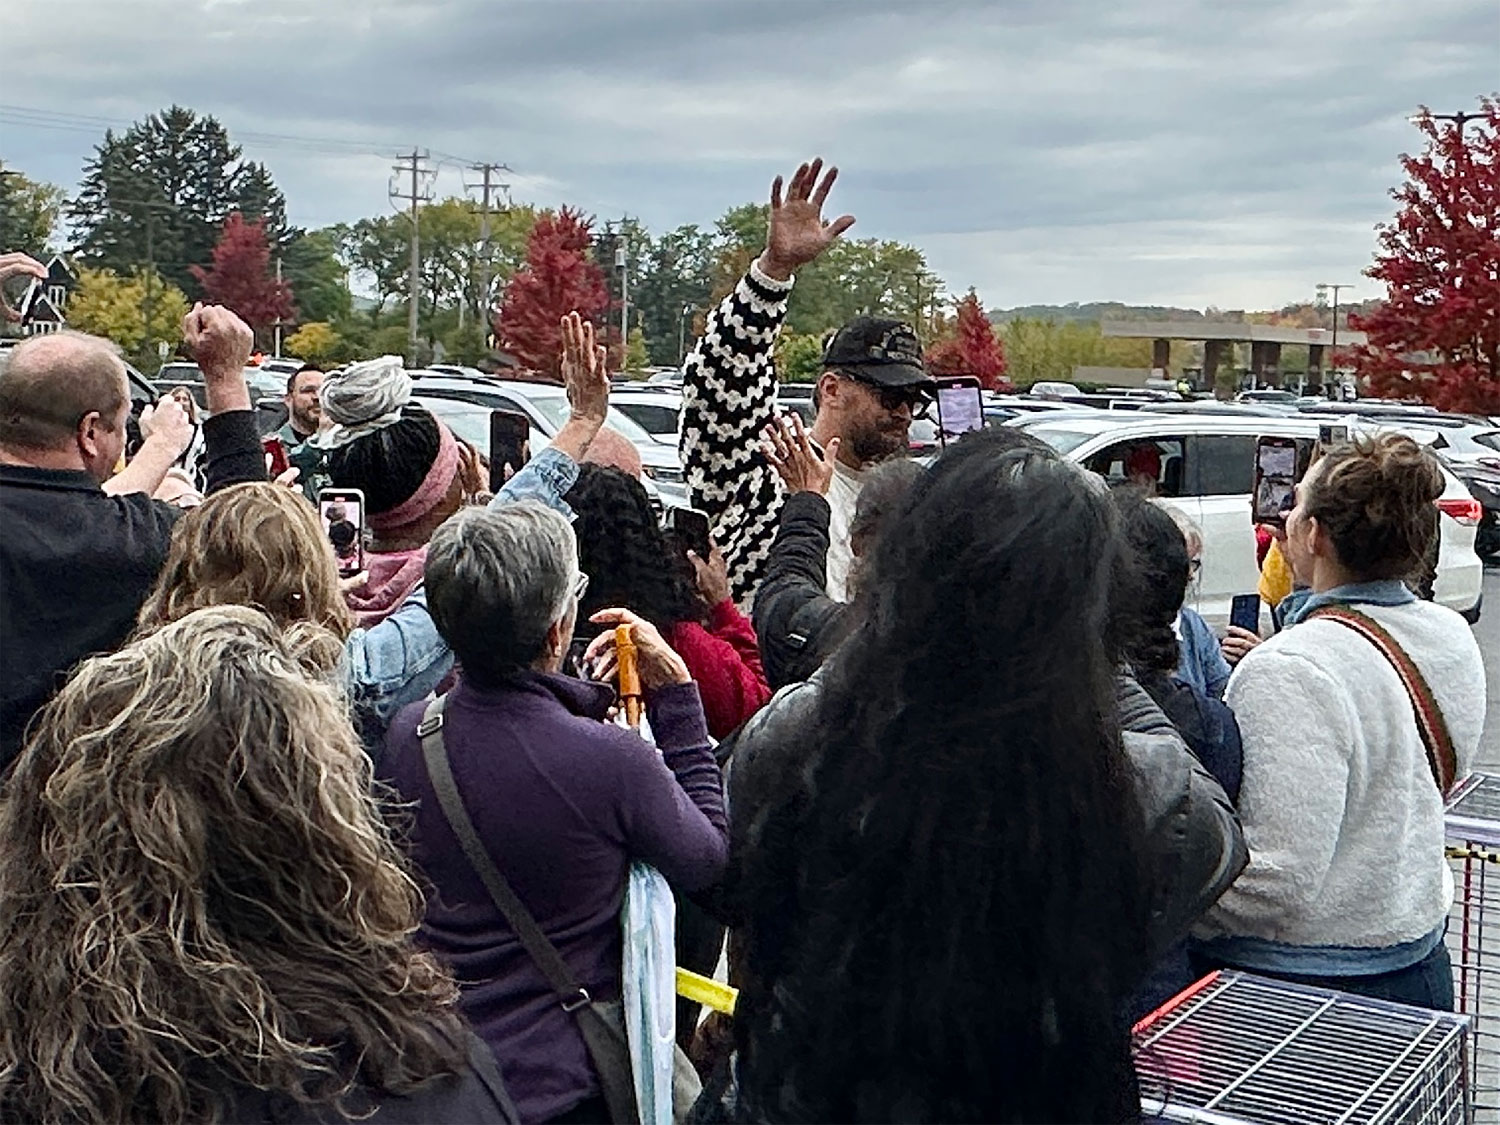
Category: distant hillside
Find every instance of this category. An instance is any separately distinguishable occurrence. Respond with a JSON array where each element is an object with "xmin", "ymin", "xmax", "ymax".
[{"xmin": 988, "ymin": 302, "xmax": 1208, "ymax": 325}]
